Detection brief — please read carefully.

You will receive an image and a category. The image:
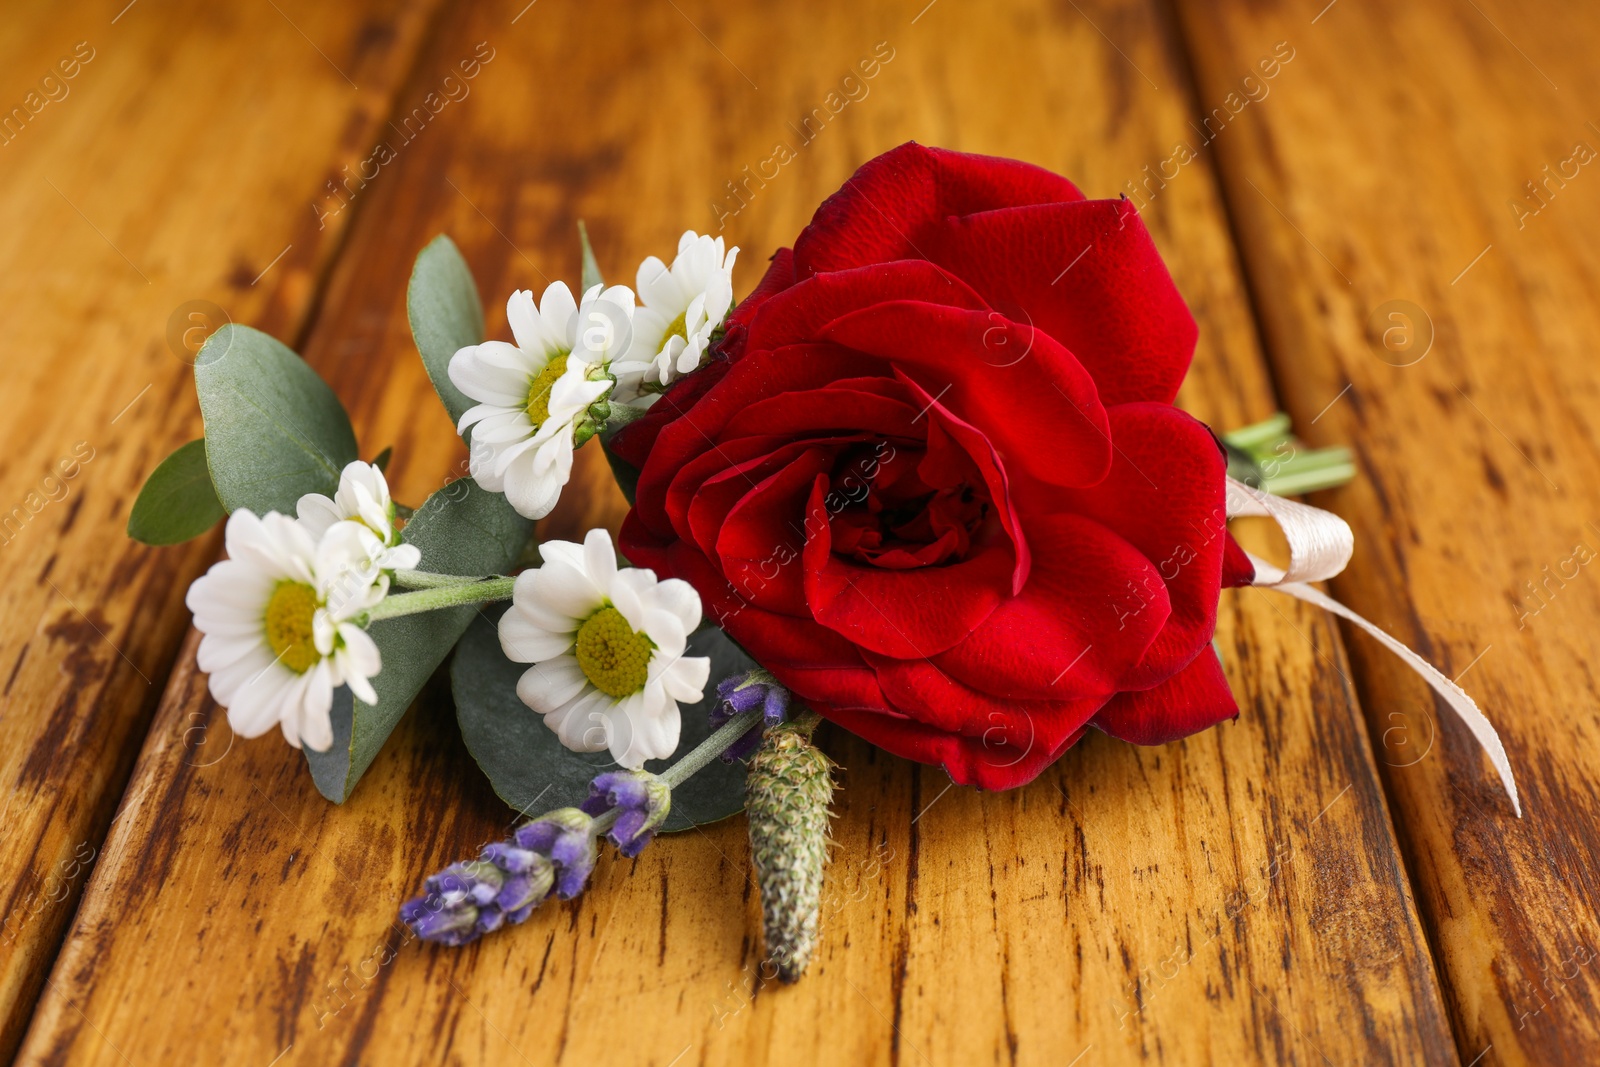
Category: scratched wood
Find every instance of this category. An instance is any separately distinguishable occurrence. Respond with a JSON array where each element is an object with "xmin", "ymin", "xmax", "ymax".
[
  {"xmin": 18, "ymin": 0, "xmax": 1460, "ymax": 1064},
  {"xmin": 0, "ymin": 0, "xmax": 445, "ymax": 1060},
  {"xmin": 1170, "ymin": 1, "xmax": 1600, "ymax": 1062}
]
